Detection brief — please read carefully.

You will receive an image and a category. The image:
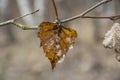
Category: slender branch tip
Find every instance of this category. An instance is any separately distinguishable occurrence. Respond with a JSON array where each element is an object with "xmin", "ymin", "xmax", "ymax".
[
  {"xmin": 0, "ymin": 9, "xmax": 39, "ymax": 30},
  {"xmin": 61, "ymin": 0, "xmax": 113, "ymax": 23},
  {"xmin": 14, "ymin": 9, "xmax": 40, "ymax": 21},
  {"xmin": 104, "ymin": 0, "xmax": 112, "ymax": 2}
]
